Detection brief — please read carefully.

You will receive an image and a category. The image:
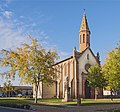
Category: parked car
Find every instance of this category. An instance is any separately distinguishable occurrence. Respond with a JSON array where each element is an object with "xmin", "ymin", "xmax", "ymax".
[
  {"xmin": 0, "ymin": 93, "xmax": 3, "ymax": 97},
  {"xmin": 17, "ymin": 94, "xmax": 22, "ymax": 97}
]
